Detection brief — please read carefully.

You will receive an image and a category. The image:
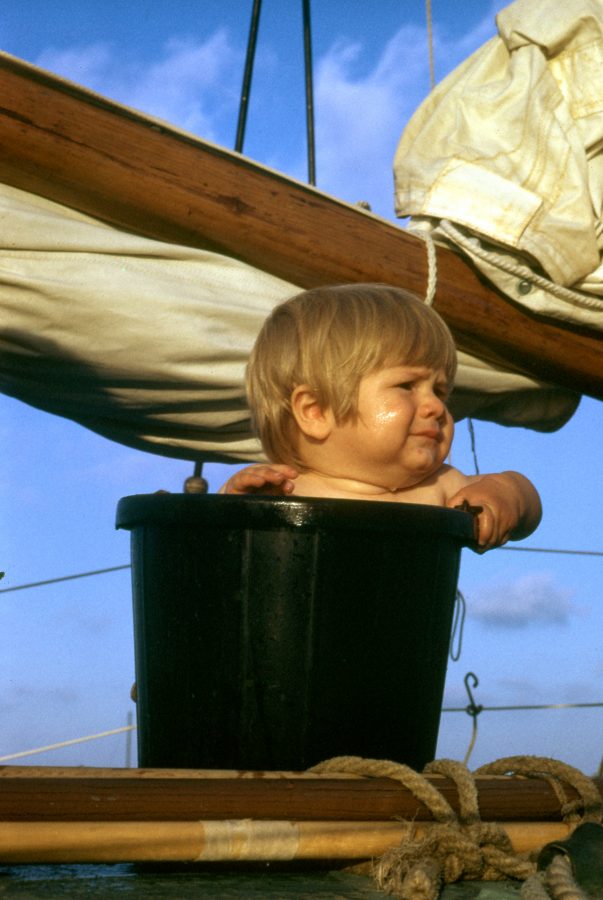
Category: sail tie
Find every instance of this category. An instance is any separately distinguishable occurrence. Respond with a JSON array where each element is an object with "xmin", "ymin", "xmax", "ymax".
[{"xmin": 408, "ymin": 226, "xmax": 438, "ymax": 306}]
